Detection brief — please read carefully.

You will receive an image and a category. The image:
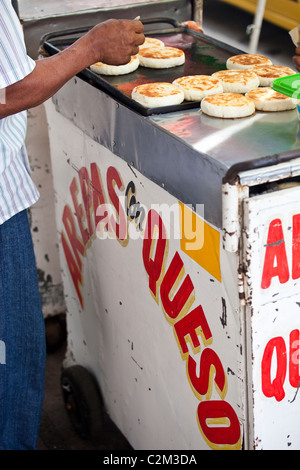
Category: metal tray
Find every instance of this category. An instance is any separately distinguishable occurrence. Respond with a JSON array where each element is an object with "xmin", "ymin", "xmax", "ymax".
[{"xmin": 41, "ymin": 19, "xmax": 243, "ymax": 116}]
